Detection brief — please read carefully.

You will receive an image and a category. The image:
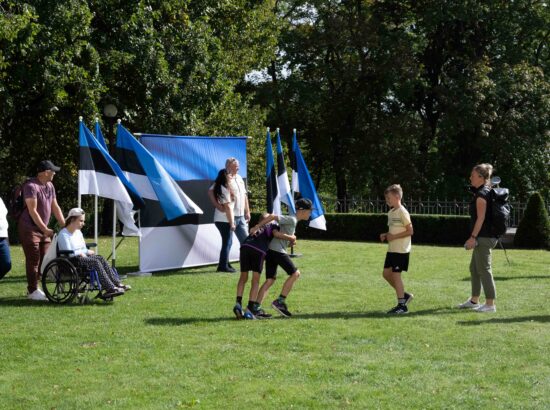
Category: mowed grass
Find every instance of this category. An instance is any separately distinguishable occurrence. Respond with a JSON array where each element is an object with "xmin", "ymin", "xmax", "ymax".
[{"xmin": 0, "ymin": 238, "xmax": 549, "ymax": 409}]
